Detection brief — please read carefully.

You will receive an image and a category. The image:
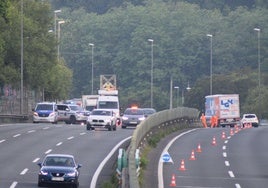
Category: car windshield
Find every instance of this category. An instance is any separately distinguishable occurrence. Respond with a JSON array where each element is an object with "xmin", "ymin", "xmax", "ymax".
[
  {"xmin": 36, "ymin": 104, "xmax": 53, "ymax": 111},
  {"xmin": 124, "ymin": 109, "xmax": 144, "ymax": 115},
  {"xmin": 44, "ymin": 156, "xmax": 75, "ymax": 167},
  {"xmin": 143, "ymin": 108, "xmax": 156, "ymax": 115},
  {"xmin": 98, "ymin": 101, "xmax": 118, "ymax": 109},
  {"xmin": 92, "ymin": 110, "xmax": 111, "ymax": 116},
  {"xmin": 69, "ymin": 105, "xmax": 82, "ymax": 111},
  {"xmin": 244, "ymin": 115, "xmax": 256, "ymax": 118}
]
